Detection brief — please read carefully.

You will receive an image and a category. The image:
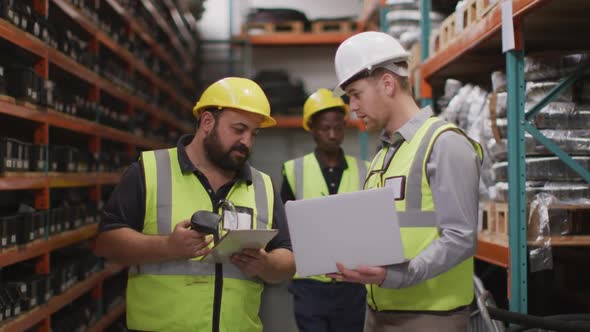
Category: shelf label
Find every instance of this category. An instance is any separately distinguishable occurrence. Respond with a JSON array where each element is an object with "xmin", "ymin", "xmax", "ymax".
[{"xmin": 501, "ymin": 0, "xmax": 515, "ymax": 52}]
